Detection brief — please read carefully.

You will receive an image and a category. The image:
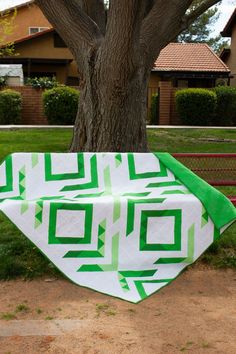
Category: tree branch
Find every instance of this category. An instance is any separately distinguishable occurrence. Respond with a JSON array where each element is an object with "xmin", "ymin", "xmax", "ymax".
[
  {"xmin": 35, "ymin": 0, "xmax": 103, "ymax": 71},
  {"xmin": 182, "ymin": 0, "xmax": 221, "ymax": 30},
  {"xmin": 77, "ymin": 0, "xmax": 106, "ymax": 35},
  {"xmin": 140, "ymin": 0, "xmax": 194, "ymax": 68},
  {"xmin": 140, "ymin": 0, "xmax": 156, "ymax": 20}
]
